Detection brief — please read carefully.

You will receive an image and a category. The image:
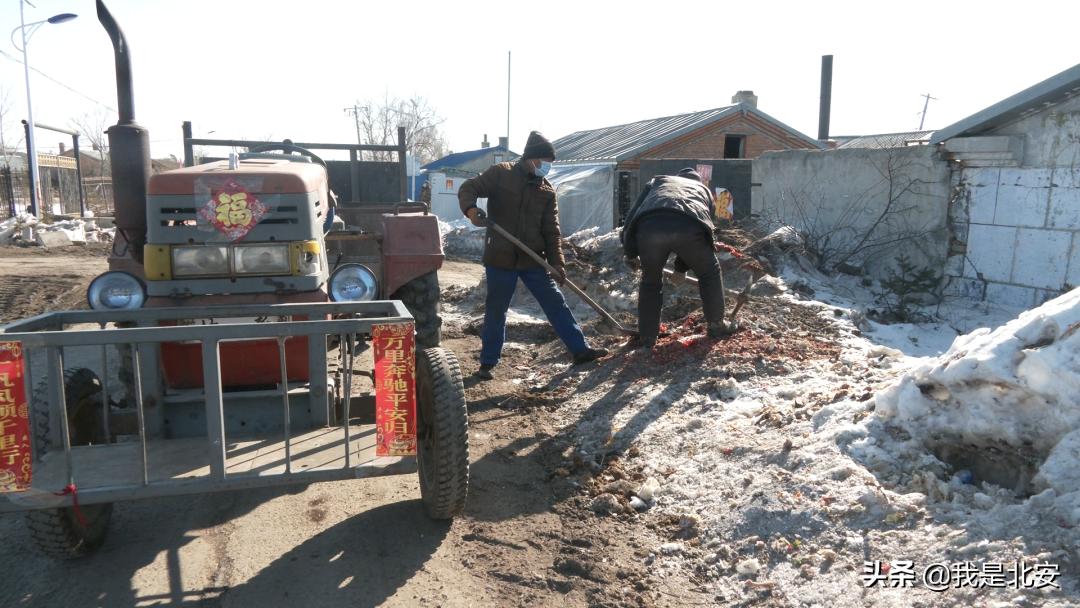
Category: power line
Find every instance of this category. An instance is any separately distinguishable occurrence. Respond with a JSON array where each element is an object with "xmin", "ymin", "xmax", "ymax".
[{"xmin": 0, "ymin": 48, "xmax": 117, "ymax": 113}]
